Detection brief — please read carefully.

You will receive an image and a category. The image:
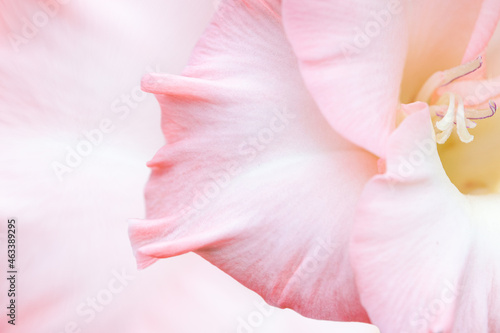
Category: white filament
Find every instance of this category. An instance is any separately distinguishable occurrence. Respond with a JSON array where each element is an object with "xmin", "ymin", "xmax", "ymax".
[
  {"xmin": 436, "ymin": 94, "xmax": 456, "ymax": 131},
  {"xmin": 434, "ymin": 94, "xmax": 474, "ymax": 144},
  {"xmin": 456, "ymin": 95, "xmax": 474, "ymax": 143}
]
